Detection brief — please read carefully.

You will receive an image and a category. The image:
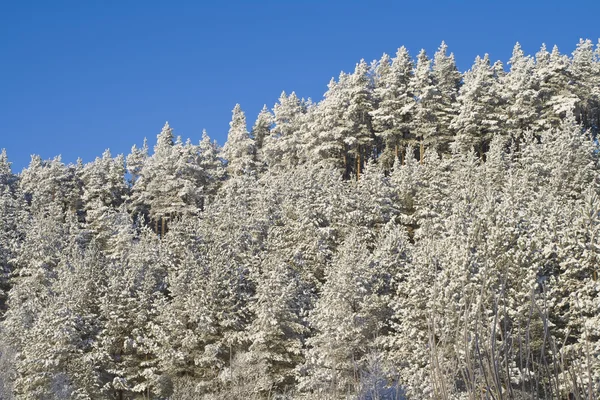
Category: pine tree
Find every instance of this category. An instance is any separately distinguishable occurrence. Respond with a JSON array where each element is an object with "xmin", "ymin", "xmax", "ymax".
[
  {"xmin": 263, "ymin": 92, "xmax": 306, "ymax": 169},
  {"xmin": 451, "ymin": 54, "xmax": 505, "ymax": 157},
  {"xmin": 430, "ymin": 42, "xmax": 461, "ymax": 152},
  {"xmin": 81, "ymin": 150, "xmax": 129, "ymax": 249},
  {"xmin": 307, "ymin": 75, "xmax": 351, "ymax": 172},
  {"xmin": 197, "ymin": 129, "xmax": 225, "ymax": 210},
  {"xmin": 503, "ymin": 42, "xmax": 541, "ymax": 139},
  {"xmin": 244, "ymin": 261, "xmax": 308, "ymax": 395},
  {"xmin": 2, "ymin": 206, "xmax": 73, "ymax": 398},
  {"xmin": 19, "ymin": 155, "xmax": 82, "ymax": 218},
  {"xmin": 95, "ymin": 228, "xmax": 168, "ymax": 399},
  {"xmin": 251, "ymin": 104, "xmax": 274, "ymax": 155},
  {"xmin": 410, "ymin": 49, "xmax": 435, "ymax": 161},
  {"xmin": 370, "ymin": 47, "xmax": 414, "ymax": 168},
  {"xmin": 131, "ymin": 122, "xmax": 208, "ymax": 235},
  {"xmin": 0, "ymin": 150, "xmax": 22, "ymax": 314},
  {"xmin": 13, "ymin": 242, "xmax": 106, "ymax": 399},
  {"xmin": 300, "ymin": 229, "xmax": 387, "ymax": 396},
  {"xmin": 571, "ymin": 39, "xmax": 599, "ymax": 133},
  {"xmin": 223, "ymin": 104, "xmax": 257, "ymax": 176},
  {"xmin": 535, "ymin": 45, "xmax": 578, "ymax": 132},
  {"xmin": 343, "ymin": 60, "xmax": 375, "ymax": 179},
  {"xmin": 126, "ymin": 138, "xmax": 149, "ymax": 187}
]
